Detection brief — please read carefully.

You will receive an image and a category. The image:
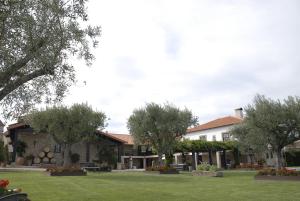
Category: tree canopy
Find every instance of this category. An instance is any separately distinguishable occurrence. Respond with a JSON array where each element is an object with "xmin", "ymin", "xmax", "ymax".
[
  {"xmin": 231, "ymin": 95, "xmax": 300, "ymax": 168},
  {"xmin": 127, "ymin": 102, "xmax": 198, "ymax": 166},
  {"xmin": 25, "ymin": 103, "xmax": 106, "ymax": 167},
  {"xmin": 0, "ymin": 0, "xmax": 100, "ymax": 118}
]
